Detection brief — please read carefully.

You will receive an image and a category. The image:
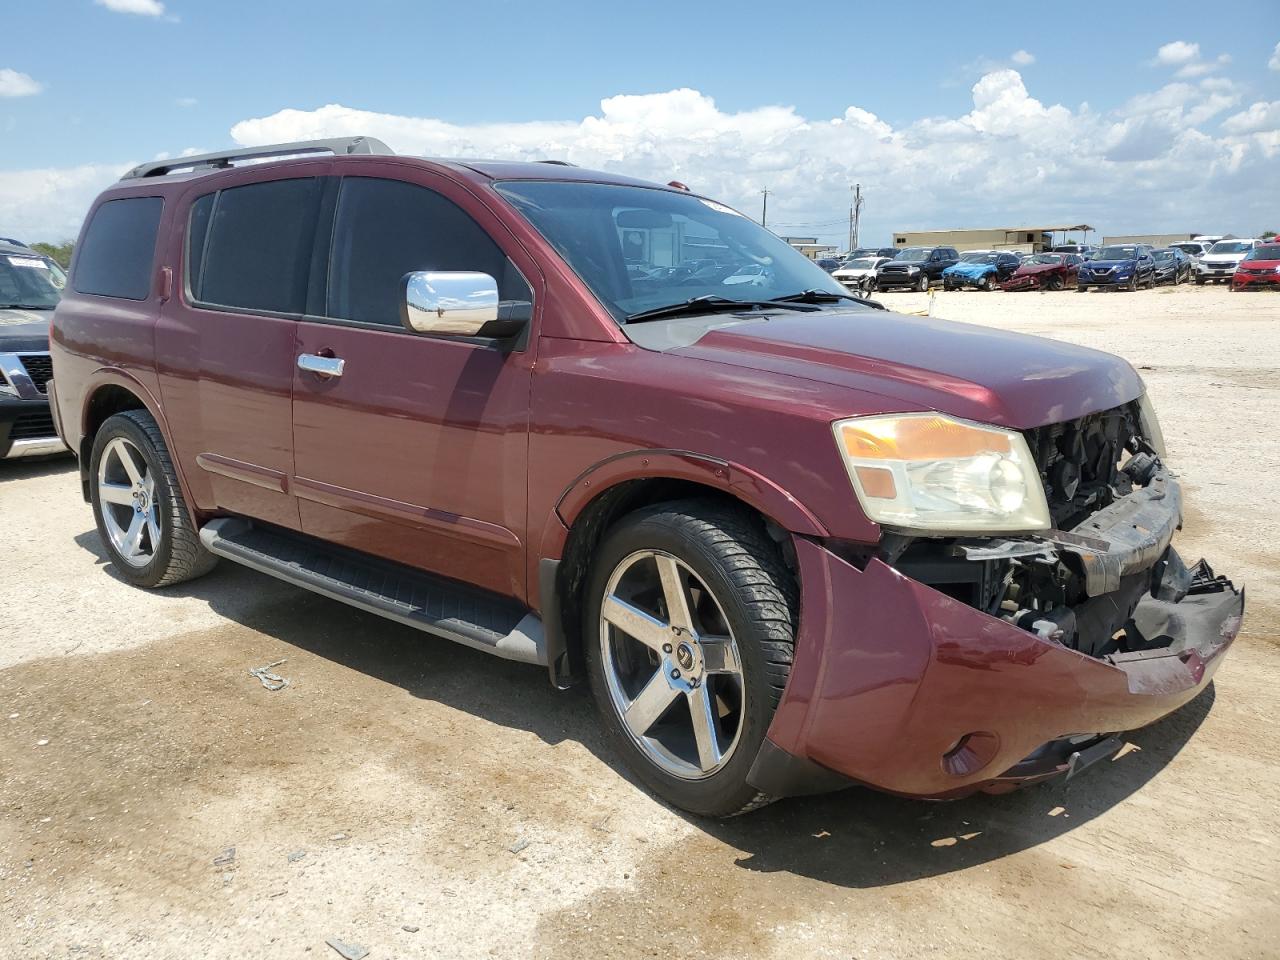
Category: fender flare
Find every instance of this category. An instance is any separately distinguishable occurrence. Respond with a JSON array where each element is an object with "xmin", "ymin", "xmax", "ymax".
[
  {"xmin": 78, "ymin": 368, "xmax": 195, "ymax": 510},
  {"xmin": 544, "ymin": 448, "xmax": 829, "ymax": 563}
]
